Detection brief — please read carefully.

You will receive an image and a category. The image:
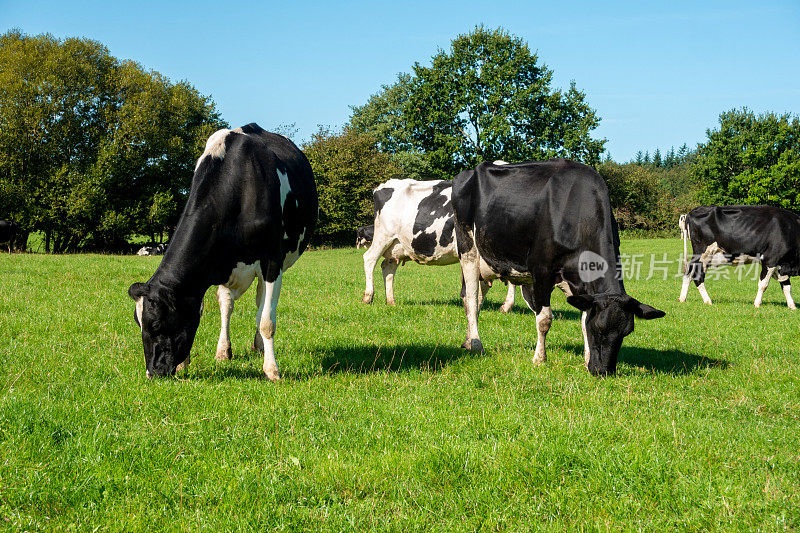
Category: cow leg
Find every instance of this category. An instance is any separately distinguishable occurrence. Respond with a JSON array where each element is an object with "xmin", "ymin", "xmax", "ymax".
[
  {"xmin": 251, "ymin": 276, "xmax": 266, "ymax": 352},
  {"xmin": 381, "ymin": 258, "xmax": 399, "ymax": 306},
  {"xmin": 754, "ymin": 265, "xmax": 776, "ymax": 308},
  {"xmin": 520, "ymin": 282, "xmax": 552, "ymax": 365},
  {"xmin": 257, "ymin": 271, "xmax": 283, "ymax": 381},
  {"xmin": 686, "ymin": 258, "xmax": 712, "ymax": 305},
  {"xmin": 478, "ymin": 279, "xmax": 491, "ymax": 310},
  {"xmin": 215, "ymin": 285, "xmax": 235, "ymax": 361},
  {"xmin": 500, "ymin": 283, "xmax": 516, "ymax": 313},
  {"xmin": 459, "ymin": 244, "xmax": 483, "ymax": 353},
  {"xmin": 362, "ymin": 237, "xmax": 393, "ymax": 304},
  {"xmin": 777, "ymin": 275, "xmax": 796, "ymax": 310}
]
